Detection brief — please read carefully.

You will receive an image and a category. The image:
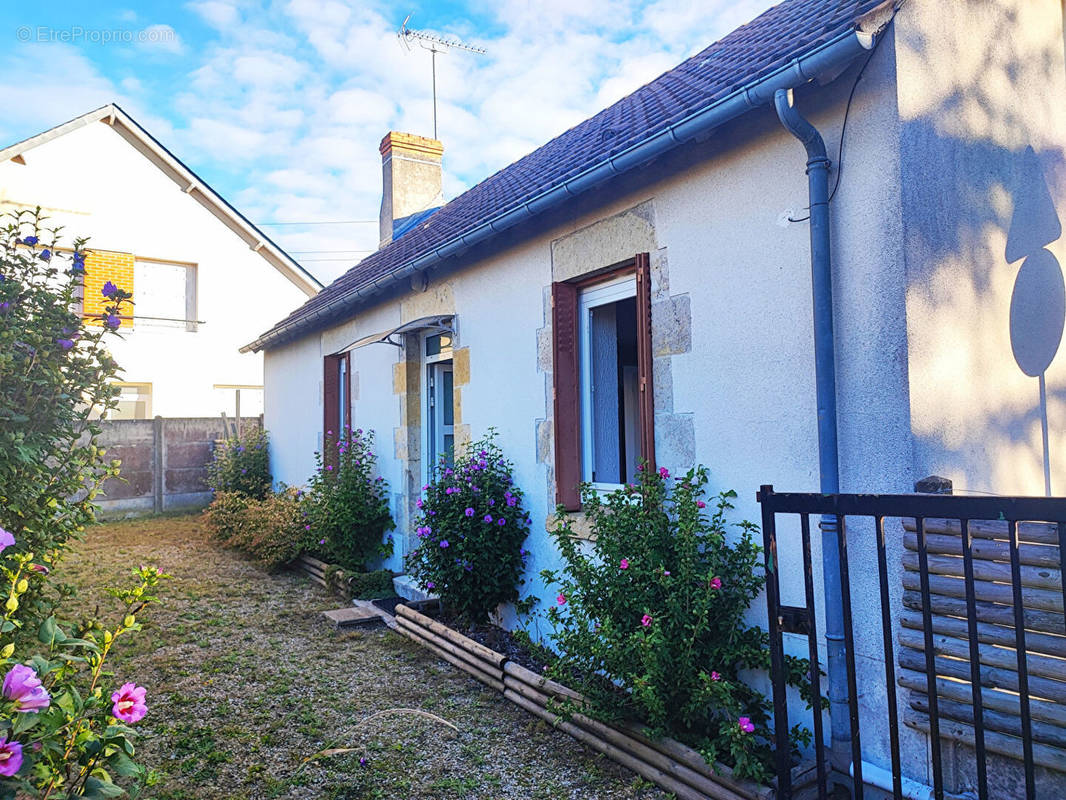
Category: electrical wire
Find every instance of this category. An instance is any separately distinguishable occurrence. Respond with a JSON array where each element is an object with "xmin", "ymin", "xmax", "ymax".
[{"xmin": 786, "ymin": 12, "xmax": 894, "ymax": 223}]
